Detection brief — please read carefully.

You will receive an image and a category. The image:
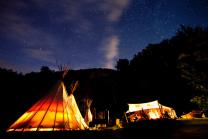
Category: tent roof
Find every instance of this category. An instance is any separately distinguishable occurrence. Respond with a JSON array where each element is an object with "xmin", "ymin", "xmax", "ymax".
[{"xmin": 127, "ymin": 100, "xmax": 173, "ymax": 113}]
